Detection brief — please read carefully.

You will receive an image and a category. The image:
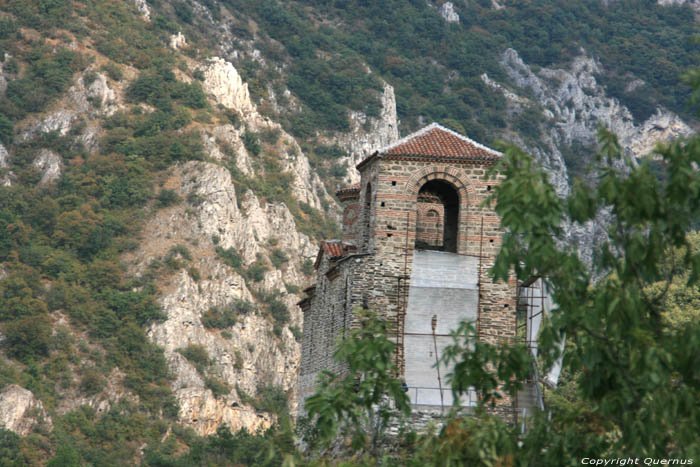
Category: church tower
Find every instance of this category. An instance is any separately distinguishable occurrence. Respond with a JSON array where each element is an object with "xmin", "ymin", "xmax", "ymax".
[{"xmin": 298, "ymin": 123, "xmax": 517, "ymax": 415}]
